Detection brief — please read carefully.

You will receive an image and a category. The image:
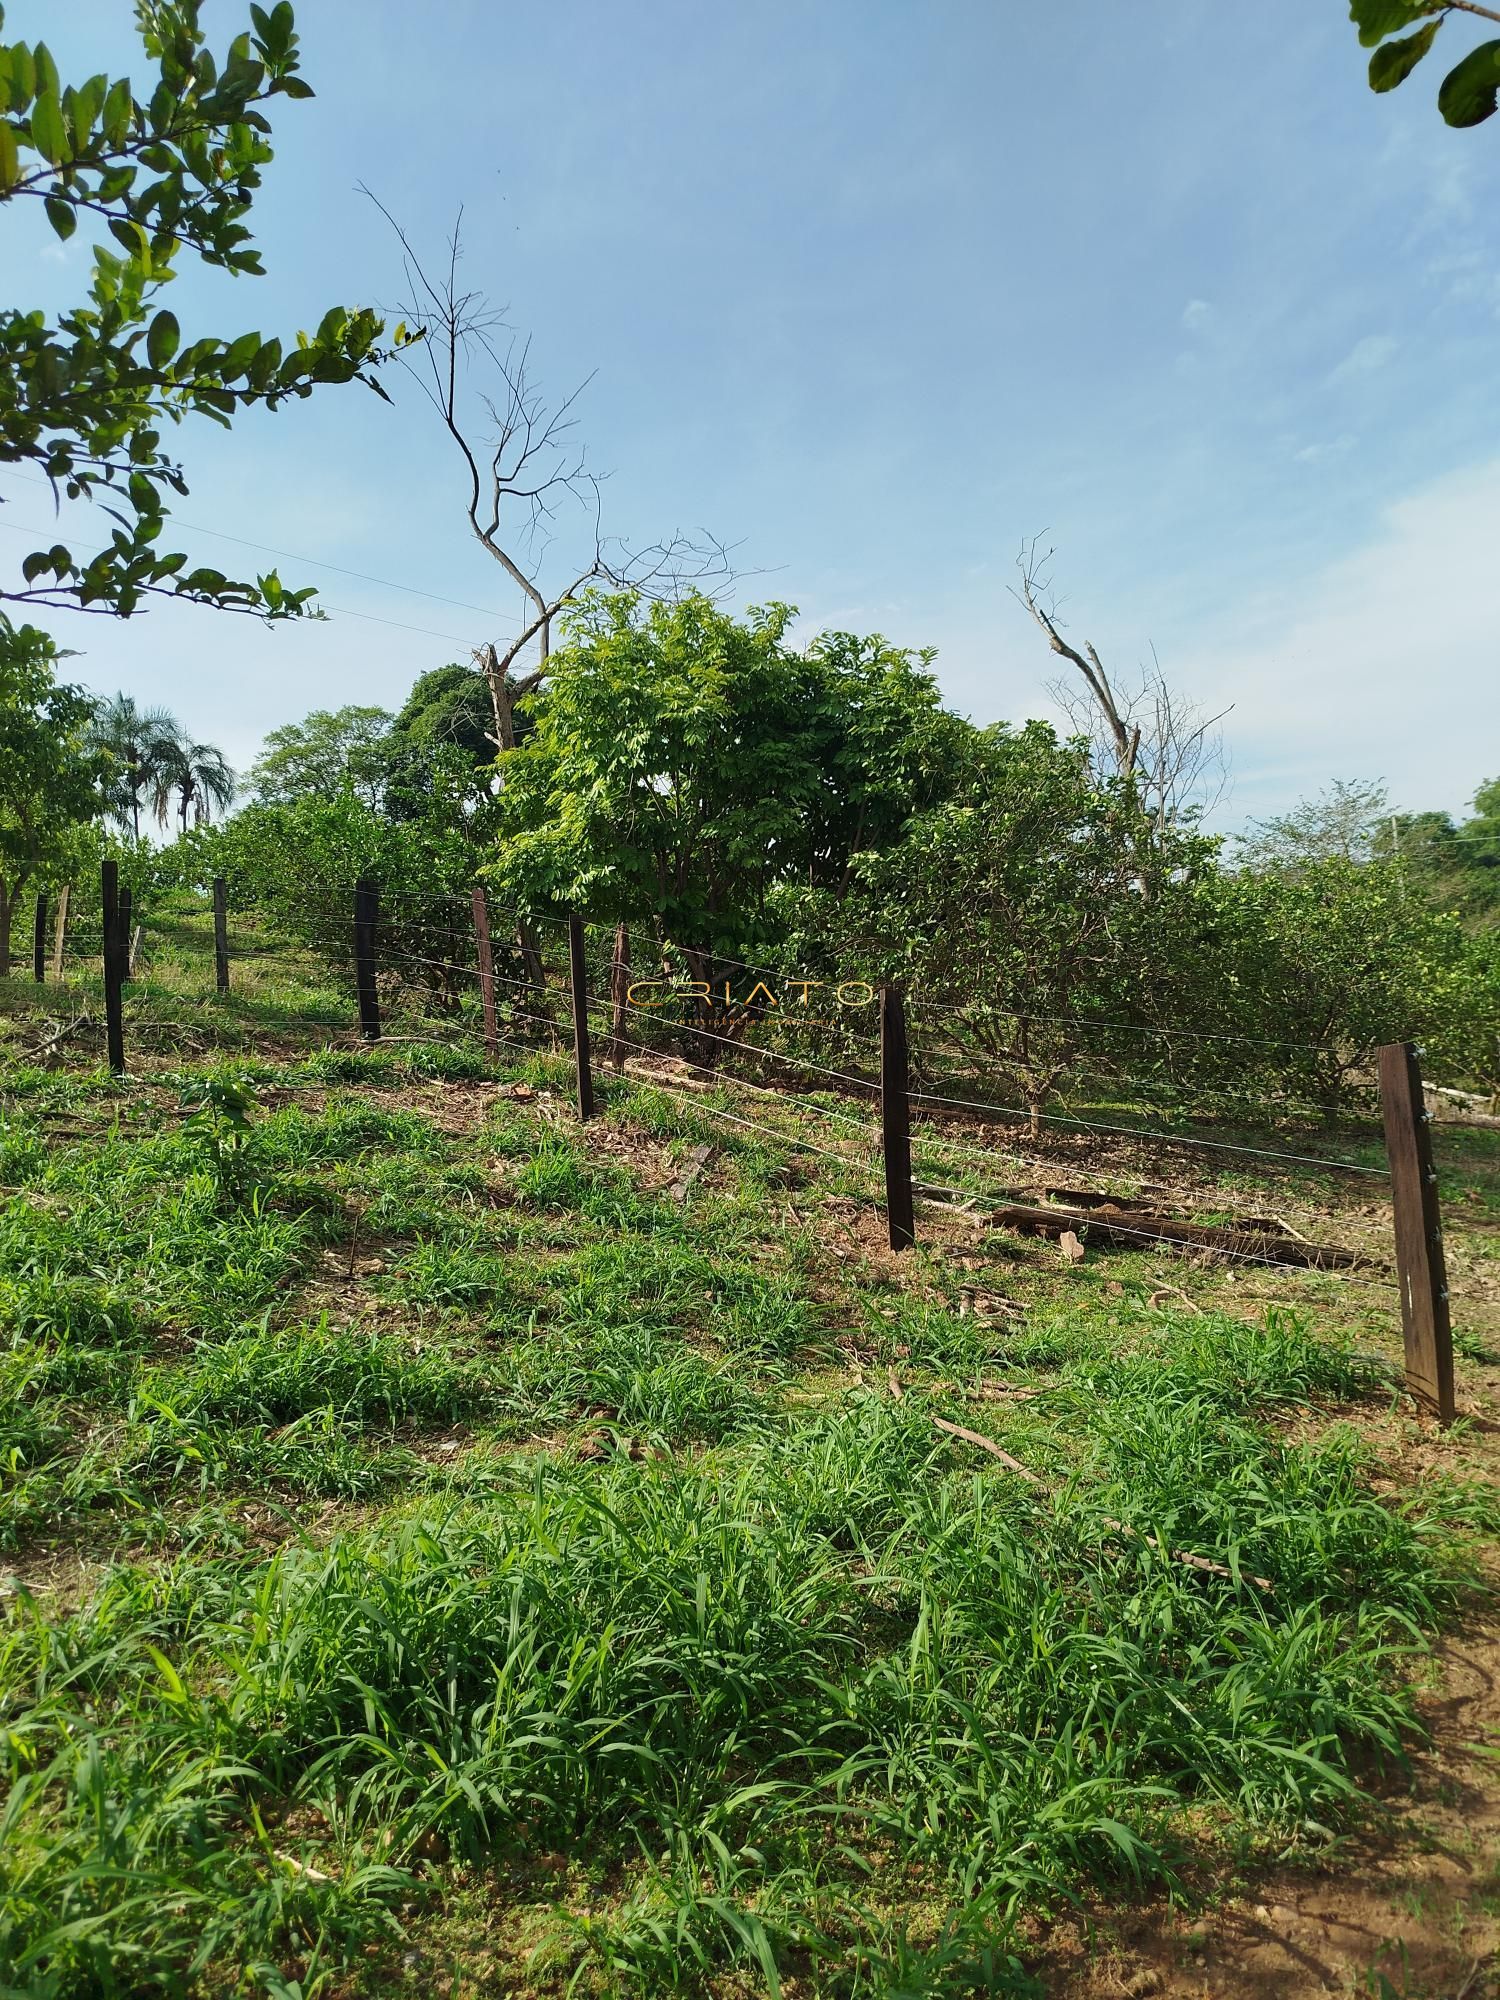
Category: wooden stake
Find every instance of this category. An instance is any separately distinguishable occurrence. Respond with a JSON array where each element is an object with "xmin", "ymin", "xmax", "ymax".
[
  {"xmin": 33, "ymin": 892, "xmax": 46, "ymax": 983},
  {"xmin": 49, "ymin": 884, "xmax": 69, "ymax": 983},
  {"xmin": 353, "ymin": 877, "xmax": 381, "ymax": 1042},
  {"xmin": 116, "ymin": 885, "xmax": 132, "ymax": 985},
  {"xmin": 569, "ymin": 912, "xmax": 595, "ymax": 1123},
  {"xmin": 880, "ymin": 983, "xmax": 915, "ymax": 1250},
  {"xmin": 101, "ymin": 860, "xmax": 124, "ymax": 1074},
  {"xmin": 472, "ymin": 885, "xmax": 498, "ymax": 1062},
  {"xmin": 1379, "ymin": 1041, "xmax": 1455, "ymax": 1425},
  {"xmin": 213, "ymin": 876, "xmax": 230, "ymax": 994}
]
